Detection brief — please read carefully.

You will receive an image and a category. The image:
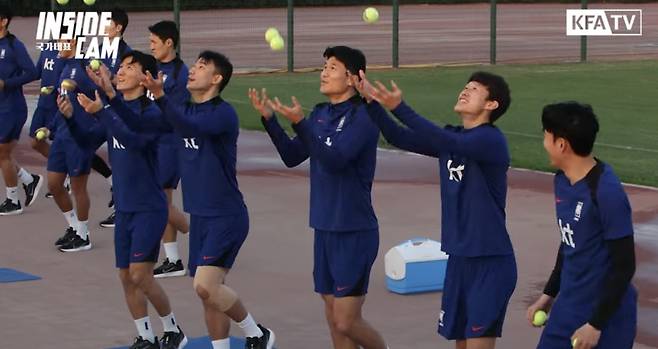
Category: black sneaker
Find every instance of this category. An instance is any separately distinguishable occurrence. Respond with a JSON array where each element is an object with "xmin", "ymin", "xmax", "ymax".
[
  {"xmin": 0, "ymin": 199, "xmax": 23, "ymax": 216},
  {"xmin": 55, "ymin": 227, "xmax": 77, "ymax": 246},
  {"xmin": 23, "ymin": 174, "xmax": 44, "ymax": 207},
  {"xmin": 45, "ymin": 192, "xmax": 53, "ymax": 198},
  {"xmin": 100, "ymin": 211, "xmax": 115, "ymax": 228},
  {"xmin": 160, "ymin": 327, "xmax": 188, "ymax": 349},
  {"xmin": 245, "ymin": 324, "xmax": 275, "ymax": 349},
  {"xmin": 154, "ymin": 259, "xmax": 187, "ymax": 278},
  {"xmin": 58, "ymin": 234, "xmax": 92, "ymax": 252},
  {"xmin": 129, "ymin": 337, "xmax": 160, "ymax": 349},
  {"xmin": 108, "ymin": 191, "xmax": 114, "ymax": 209}
]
